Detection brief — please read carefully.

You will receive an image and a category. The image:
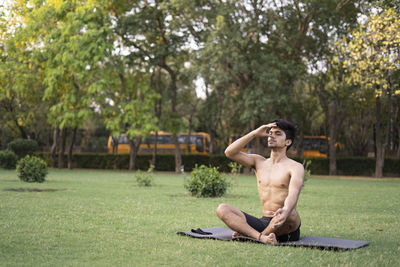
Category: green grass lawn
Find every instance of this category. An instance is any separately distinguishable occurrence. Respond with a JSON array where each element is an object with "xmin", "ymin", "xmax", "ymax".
[{"xmin": 0, "ymin": 169, "xmax": 399, "ymax": 266}]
